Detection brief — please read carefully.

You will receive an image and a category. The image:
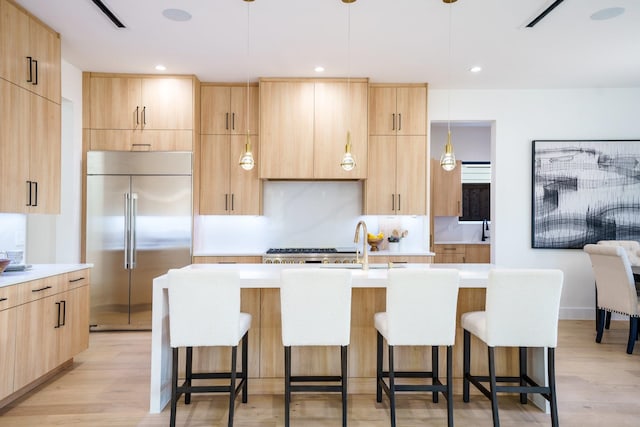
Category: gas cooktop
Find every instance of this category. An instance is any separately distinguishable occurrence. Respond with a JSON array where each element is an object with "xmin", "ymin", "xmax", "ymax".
[
  {"xmin": 266, "ymin": 248, "xmax": 338, "ymax": 254},
  {"xmin": 263, "ymin": 247, "xmax": 357, "ymax": 264}
]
